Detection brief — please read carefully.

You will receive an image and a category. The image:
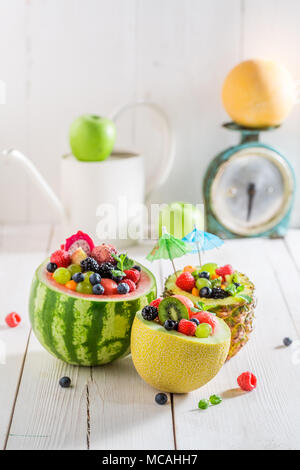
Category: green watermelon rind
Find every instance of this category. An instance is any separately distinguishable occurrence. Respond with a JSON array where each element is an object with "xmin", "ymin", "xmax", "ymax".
[{"xmin": 29, "ymin": 260, "xmax": 157, "ymax": 366}]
